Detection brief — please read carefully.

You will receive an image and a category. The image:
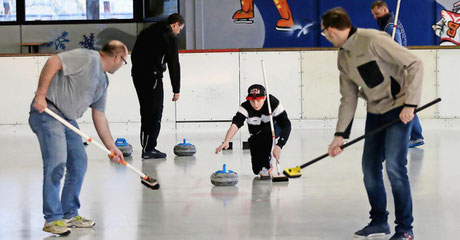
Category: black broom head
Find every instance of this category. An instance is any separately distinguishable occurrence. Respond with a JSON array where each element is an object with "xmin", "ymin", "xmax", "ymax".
[
  {"xmin": 141, "ymin": 176, "xmax": 160, "ymax": 190},
  {"xmin": 272, "ymin": 175, "xmax": 289, "ymax": 182}
]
